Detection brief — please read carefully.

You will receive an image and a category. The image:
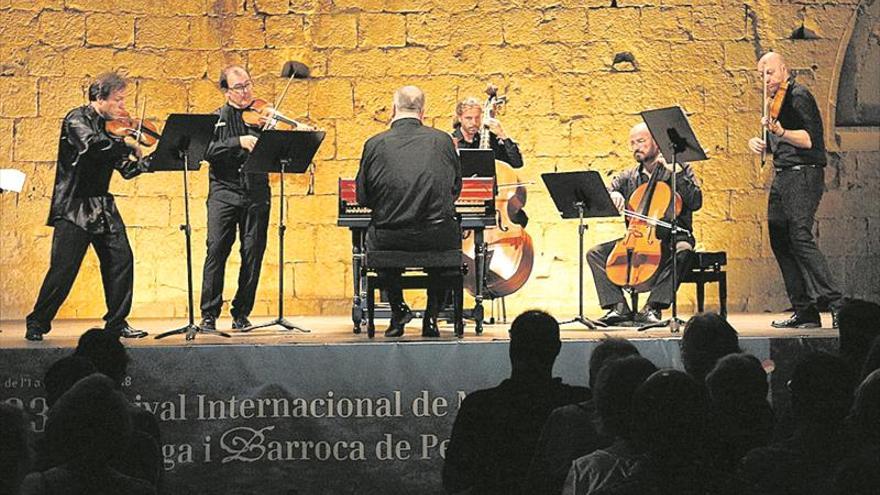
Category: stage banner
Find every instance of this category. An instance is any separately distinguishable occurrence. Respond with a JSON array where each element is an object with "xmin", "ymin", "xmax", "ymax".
[{"xmin": 0, "ymin": 337, "xmax": 779, "ymax": 494}]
